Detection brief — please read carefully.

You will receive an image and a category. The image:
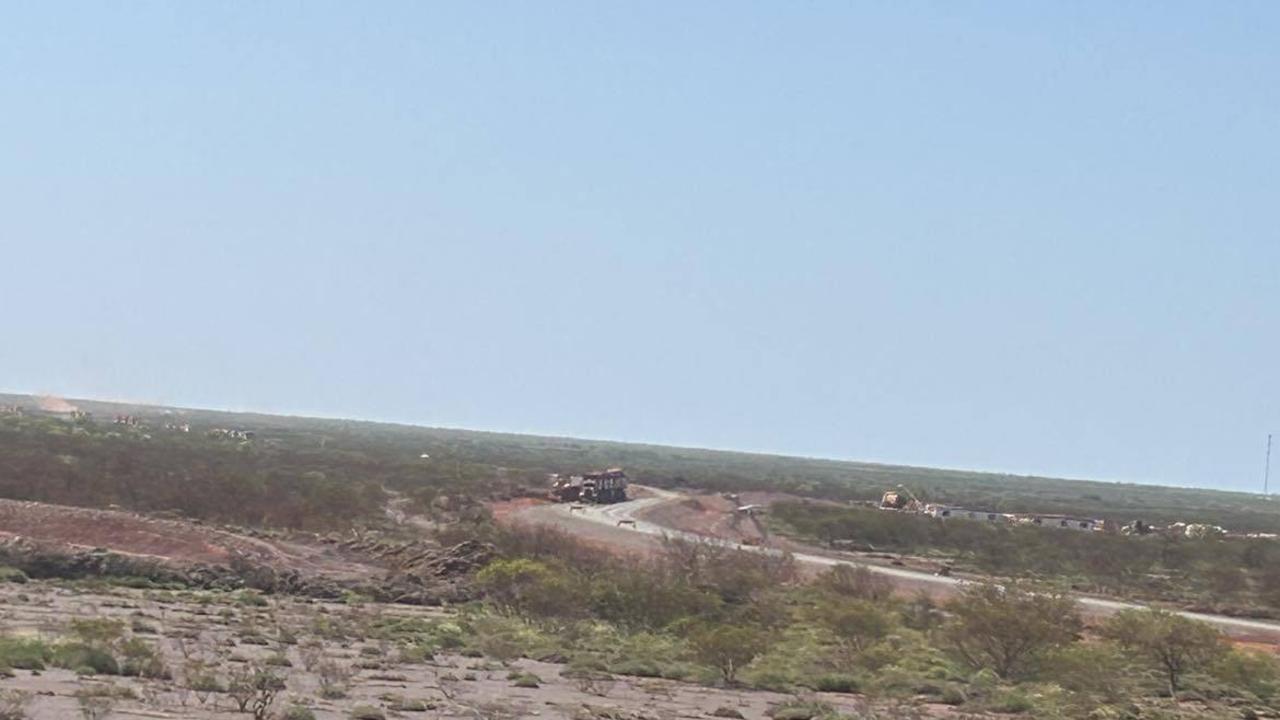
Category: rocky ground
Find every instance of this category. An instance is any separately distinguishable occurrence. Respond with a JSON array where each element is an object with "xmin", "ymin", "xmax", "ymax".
[
  {"xmin": 0, "ymin": 580, "xmax": 947, "ymax": 720},
  {"xmin": 0, "ymin": 498, "xmax": 491, "ymax": 606}
]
